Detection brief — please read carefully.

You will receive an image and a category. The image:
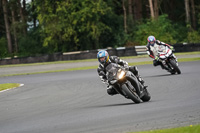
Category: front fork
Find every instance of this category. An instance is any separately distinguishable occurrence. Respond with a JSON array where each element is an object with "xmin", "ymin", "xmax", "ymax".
[
  {"xmin": 124, "ymin": 73, "xmax": 144, "ymax": 97},
  {"xmin": 160, "ymin": 59, "xmax": 170, "ymax": 70},
  {"xmin": 173, "ymin": 54, "xmax": 178, "ymax": 66},
  {"xmin": 113, "ymin": 72, "xmax": 144, "ymax": 98},
  {"xmin": 160, "ymin": 54, "xmax": 178, "ymax": 70}
]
